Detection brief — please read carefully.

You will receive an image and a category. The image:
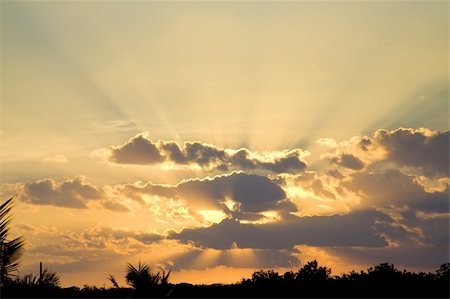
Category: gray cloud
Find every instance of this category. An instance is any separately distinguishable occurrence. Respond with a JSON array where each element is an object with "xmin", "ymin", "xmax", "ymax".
[
  {"xmin": 168, "ymin": 210, "xmax": 389, "ymax": 250},
  {"xmin": 331, "ymin": 153, "xmax": 365, "ymax": 170},
  {"xmin": 342, "ymin": 168, "xmax": 449, "ymax": 248},
  {"xmin": 22, "ymin": 176, "xmax": 102, "ymax": 208},
  {"xmin": 106, "ymin": 134, "xmax": 307, "ymax": 174},
  {"xmin": 323, "ymin": 128, "xmax": 448, "ymax": 179},
  {"xmin": 109, "ymin": 134, "xmax": 164, "ymax": 164},
  {"xmin": 178, "ymin": 173, "xmax": 287, "ymax": 213},
  {"xmin": 374, "ymin": 128, "xmax": 449, "ymax": 176},
  {"xmin": 125, "ymin": 172, "xmax": 296, "ymax": 221},
  {"xmin": 344, "ymin": 169, "xmax": 449, "ymax": 213},
  {"xmin": 80, "ymin": 225, "xmax": 163, "ymax": 246}
]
